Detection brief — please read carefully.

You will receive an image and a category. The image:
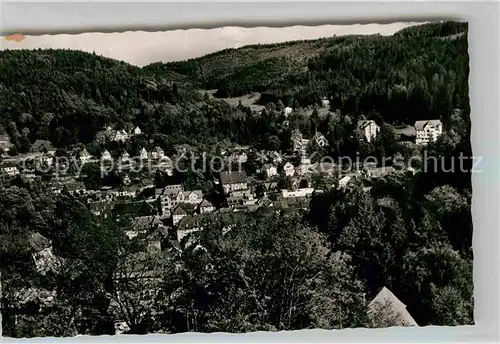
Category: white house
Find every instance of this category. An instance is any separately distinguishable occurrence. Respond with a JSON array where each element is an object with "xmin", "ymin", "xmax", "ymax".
[
  {"xmin": 158, "ymin": 158, "xmax": 174, "ymax": 175},
  {"xmin": 38, "ymin": 155, "xmax": 54, "ymax": 167},
  {"xmin": 359, "ymin": 120, "xmax": 380, "ymax": 143},
  {"xmin": 139, "ymin": 148, "xmax": 148, "ymax": 160},
  {"xmin": 283, "ymin": 107, "xmax": 293, "ymax": 116},
  {"xmin": 101, "ymin": 150, "xmax": 112, "ymax": 161},
  {"xmin": 283, "ymin": 162, "xmax": 295, "ymax": 177},
  {"xmin": 263, "ymin": 164, "xmax": 278, "ymax": 179},
  {"xmin": 414, "ymin": 120, "xmax": 443, "ymax": 145}
]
